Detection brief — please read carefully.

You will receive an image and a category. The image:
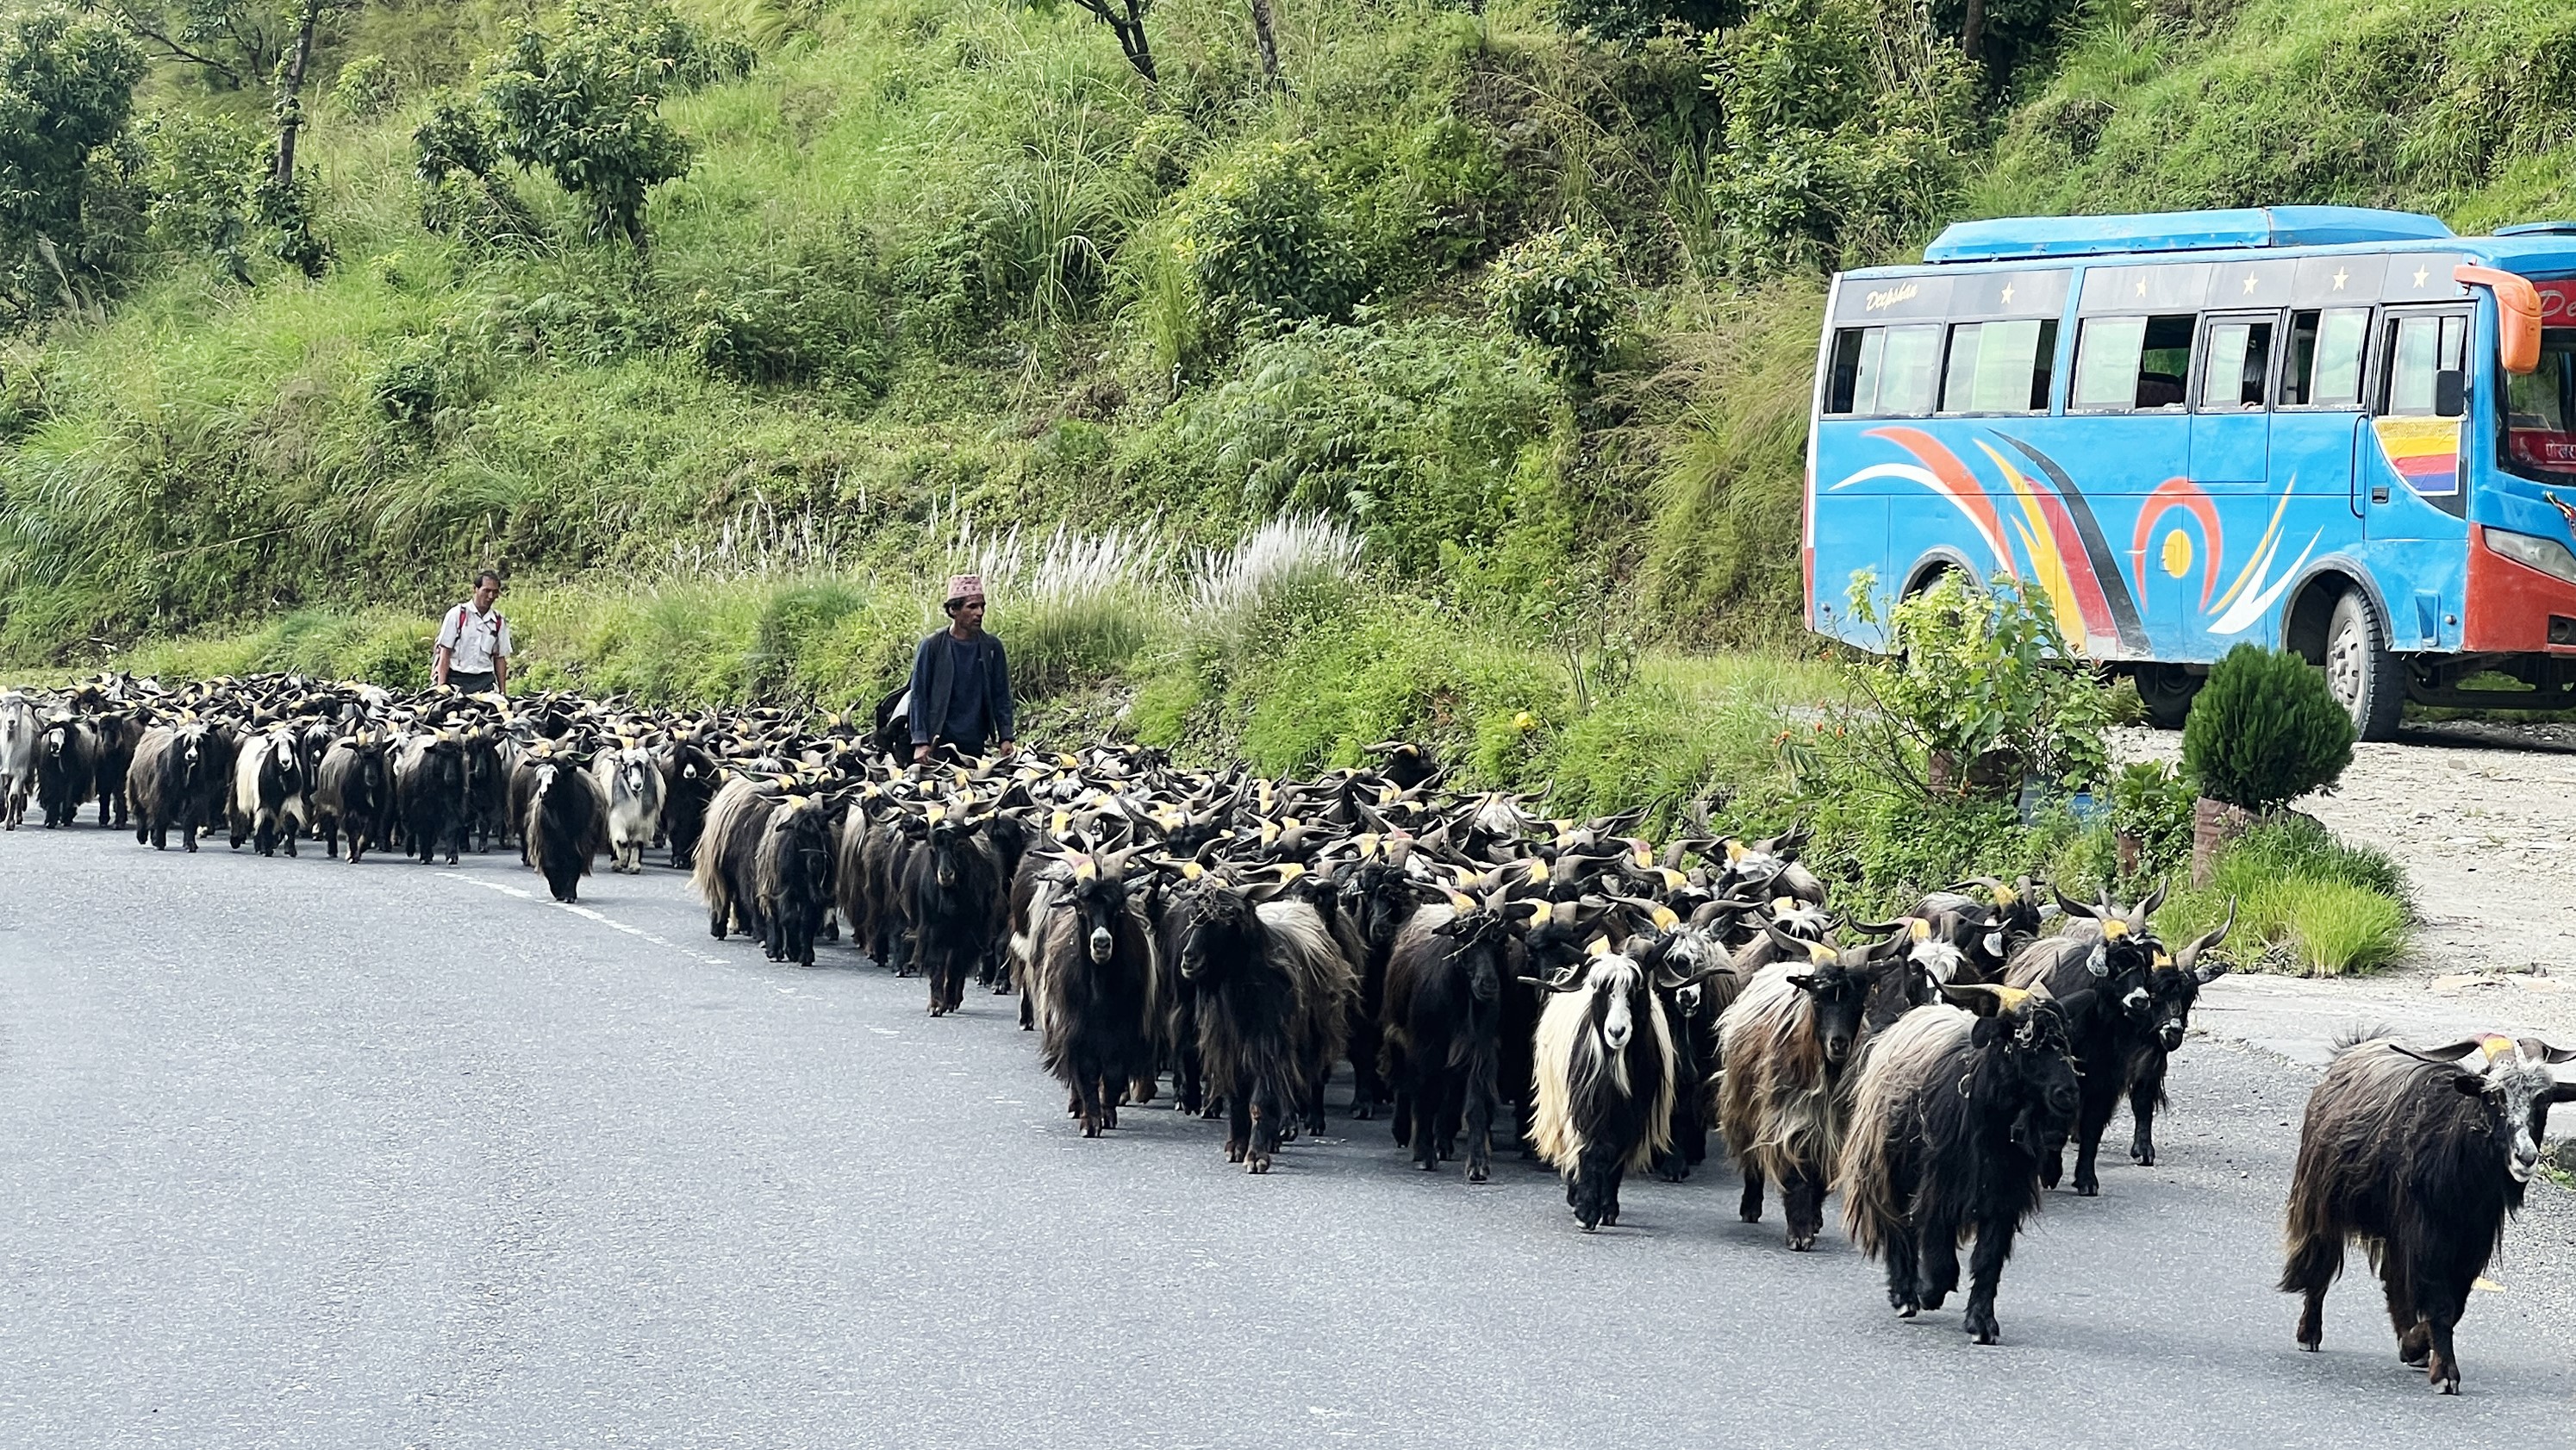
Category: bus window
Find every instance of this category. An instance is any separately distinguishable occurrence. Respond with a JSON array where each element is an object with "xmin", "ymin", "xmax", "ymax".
[
  {"xmin": 2502, "ymin": 329, "xmax": 2576, "ymax": 482},
  {"xmin": 1939, "ymin": 318, "xmax": 2058, "ymax": 413},
  {"xmin": 2284, "ymin": 308, "xmax": 2368, "ymax": 407},
  {"xmin": 1825, "ymin": 328, "xmax": 1874, "ymax": 414},
  {"xmin": 2071, "ymin": 314, "xmax": 2193, "ymax": 410},
  {"xmin": 1824, "ymin": 324, "xmax": 1942, "ymax": 416},
  {"xmin": 2199, "ymin": 318, "xmax": 2274, "ymax": 410},
  {"xmin": 2380, "ymin": 313, "xmax": 2467, "ymax": 416},
  {"xmin": 1876, "ymin": 325, "xmax": 1942, "ymax": 415}
]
